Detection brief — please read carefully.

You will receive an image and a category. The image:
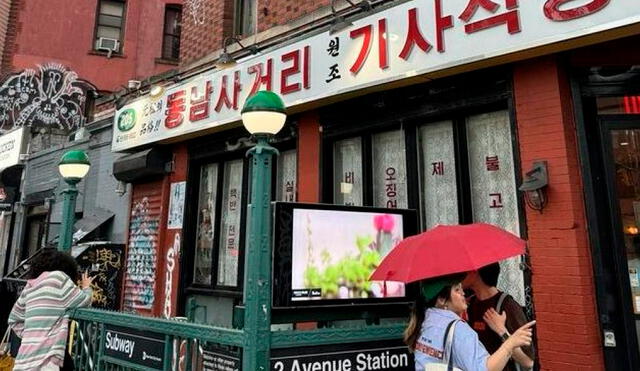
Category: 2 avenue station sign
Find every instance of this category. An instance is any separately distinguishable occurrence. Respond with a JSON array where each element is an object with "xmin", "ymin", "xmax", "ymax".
[{"xmin": 271, "ymin": 340, "xmax": 412, "ymax": 371}]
